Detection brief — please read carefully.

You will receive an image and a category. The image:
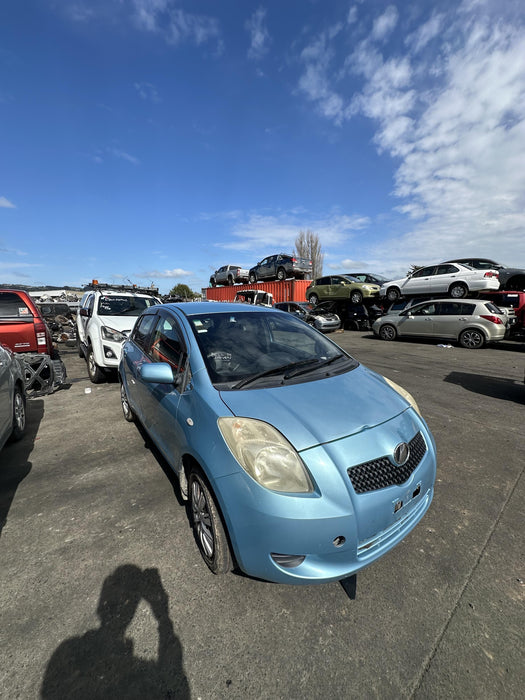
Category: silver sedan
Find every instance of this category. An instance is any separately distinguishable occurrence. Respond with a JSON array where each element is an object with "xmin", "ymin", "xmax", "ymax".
[{"xmin": 372, "ymin": 299, "xmax": 507, "ymax": 348}]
